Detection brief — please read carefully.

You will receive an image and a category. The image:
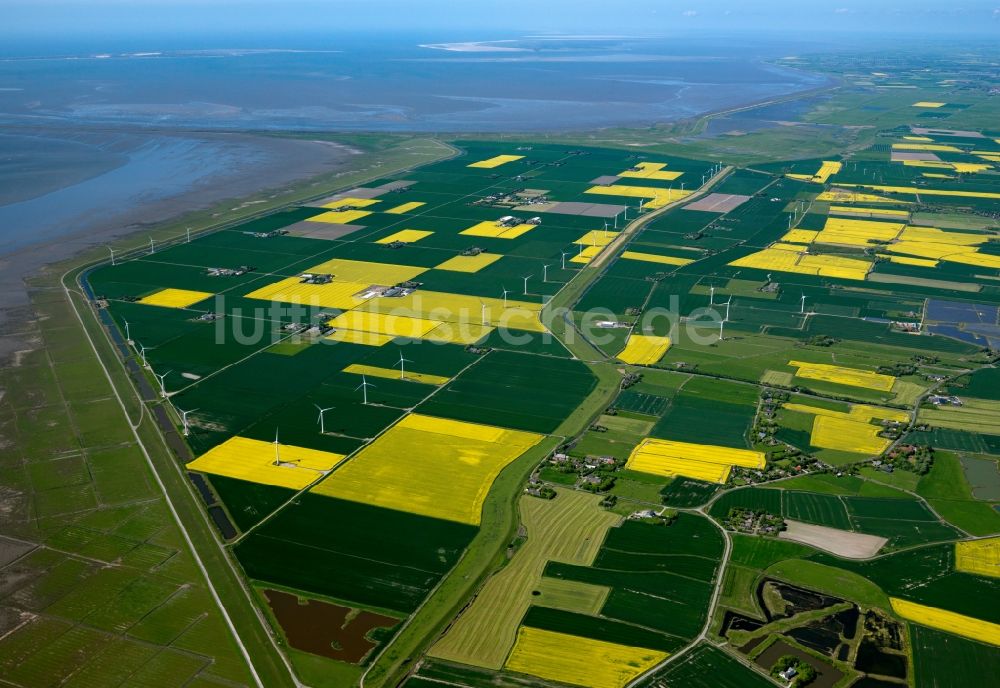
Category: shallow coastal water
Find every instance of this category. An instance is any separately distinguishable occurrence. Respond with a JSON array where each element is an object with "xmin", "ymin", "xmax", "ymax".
[
  {"xmin": 0, "ymin": 35, "xmax": 827, "ymax": 134},
  {"xmin": 0, "ymin": 133, "xmax": 272, "ymax": 253},
  {"xmin": 0, "ymin": 33, "xmax": 828, "ymax": 308}
]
